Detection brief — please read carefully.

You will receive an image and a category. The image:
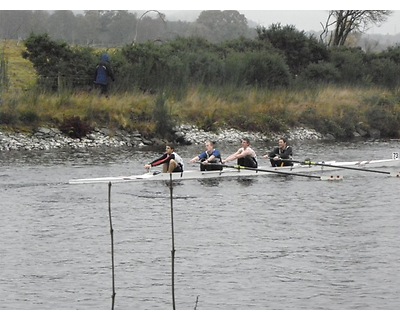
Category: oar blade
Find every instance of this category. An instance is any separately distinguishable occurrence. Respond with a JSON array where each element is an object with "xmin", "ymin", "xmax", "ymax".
[{"xmin": 390, "ymin": 172, "xmax": 400, "ymax": 178}]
